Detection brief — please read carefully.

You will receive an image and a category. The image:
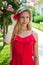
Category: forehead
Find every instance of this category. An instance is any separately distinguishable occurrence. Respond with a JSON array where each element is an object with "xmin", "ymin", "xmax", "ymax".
[{"xmin": 20, "ymin": 11, "xmax": 29, "ymax": 16}]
